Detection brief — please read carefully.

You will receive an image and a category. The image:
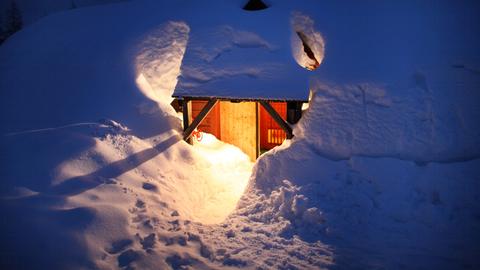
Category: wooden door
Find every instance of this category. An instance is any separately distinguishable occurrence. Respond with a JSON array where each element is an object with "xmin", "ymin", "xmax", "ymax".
[
  {"xmin": 219, "ymin": 101, "xmax": 257, "ymax": 161},
  {"xmin": 260, "ymin": 101, "xmax": 287, "ymax": 150}
]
